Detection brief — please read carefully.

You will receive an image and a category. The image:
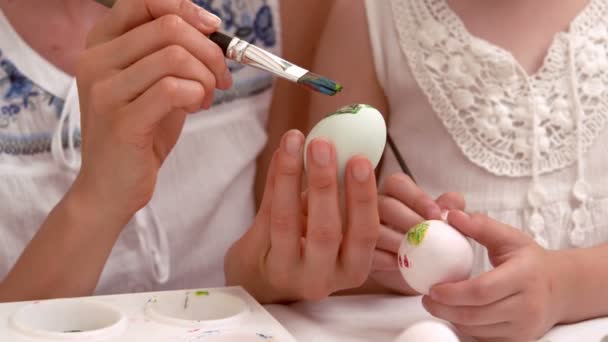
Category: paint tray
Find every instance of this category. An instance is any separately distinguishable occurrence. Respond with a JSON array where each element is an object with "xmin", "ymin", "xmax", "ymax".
[{"xmin": 0, "ymin": 286, "xmax": 295, "ymax": 341}]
